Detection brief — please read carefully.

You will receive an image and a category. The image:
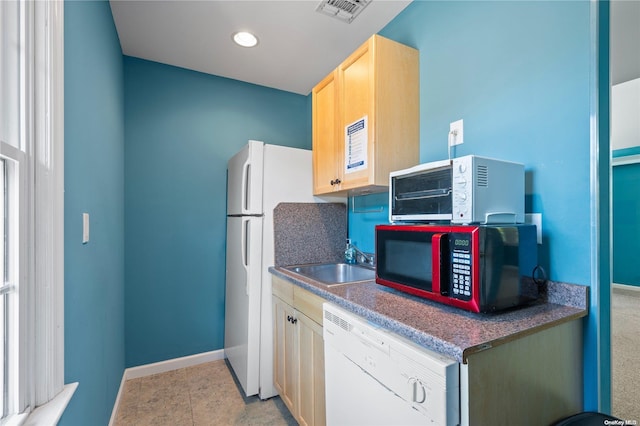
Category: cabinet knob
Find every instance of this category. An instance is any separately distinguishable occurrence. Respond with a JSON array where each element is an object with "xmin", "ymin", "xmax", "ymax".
[
  {"xmin": 291, "ymin": 318, "xmax": 298, "ymax": 324},
  {"xmin": 330, "ymin": 178, "xmax": 342, "ymax": 186},
  {"xmin": 287, "ymin": 315, "xmax": 292, "ymax": 323}
]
